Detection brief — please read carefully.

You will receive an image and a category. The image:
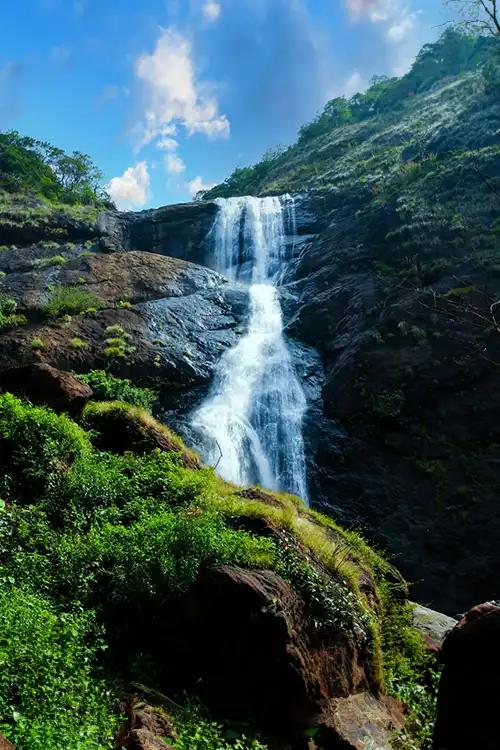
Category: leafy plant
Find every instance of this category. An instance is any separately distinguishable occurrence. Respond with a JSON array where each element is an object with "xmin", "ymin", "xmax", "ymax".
[
  {"xmin": 77, "ymin": 370, "xmax": 156, "ymax": 410},
  {"xmin": 44, "ymin": 284, "xmax": 103, "ymax": 318}
]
